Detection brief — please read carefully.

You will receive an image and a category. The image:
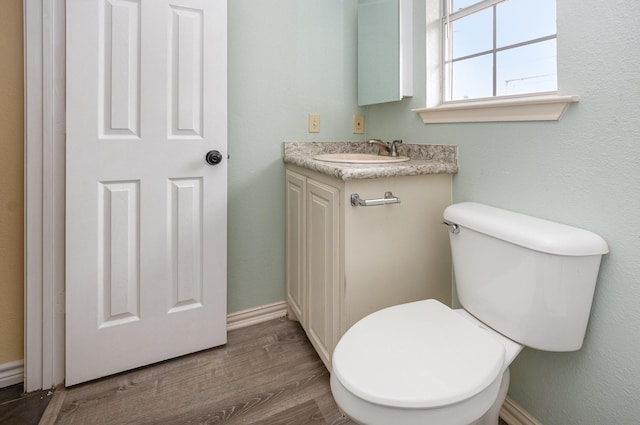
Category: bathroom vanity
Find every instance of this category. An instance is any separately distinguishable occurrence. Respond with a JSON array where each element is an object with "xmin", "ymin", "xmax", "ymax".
[{"xmin": 284, "ymin": 142, "xmax": 457, "ymax": 370}]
